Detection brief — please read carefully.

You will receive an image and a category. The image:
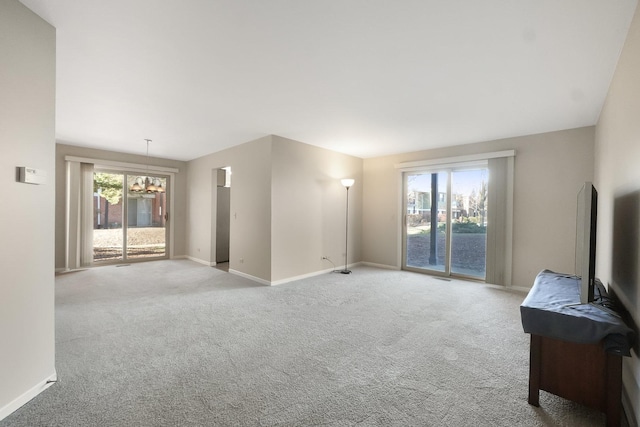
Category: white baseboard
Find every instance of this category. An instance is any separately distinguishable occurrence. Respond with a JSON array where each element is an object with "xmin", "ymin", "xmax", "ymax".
[
  {"xmin": 361, "ymin": 262, "xmax": 400, "ymax": 270},
  {"xmin": 270, "ymin": 267, "xmax": 337, "ymax": 286},
  {"xmin": 185, "ymin": 256, "xmax": 215, "ymax": 267},
  {"xmin": 0, "ymin": 371, "xmax": 57, "ymax": 422},
  {"xmin": 55, "ymin": 267, "xmax": 89, "ymax": 275},
  {"xmin": 228, "ymin": 269, "xmax": 271, "ymax": 286},
  {"xmin": 228, "ymin": 263, "xmax": 370, "ymax": 286},
  {"xmin": 504, "ymin": 285, "xmax": 531, "ymax": 294},
  {"xmin": 331, "ymin": 261, "xmax": 362, "ymax": 273}
]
